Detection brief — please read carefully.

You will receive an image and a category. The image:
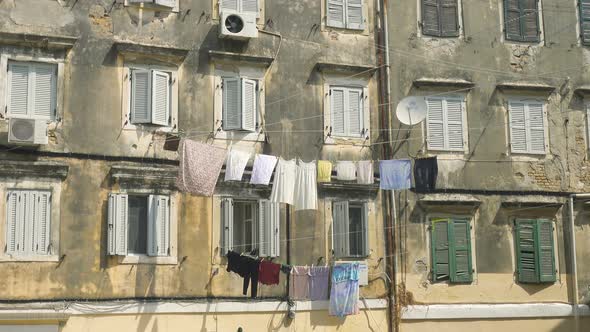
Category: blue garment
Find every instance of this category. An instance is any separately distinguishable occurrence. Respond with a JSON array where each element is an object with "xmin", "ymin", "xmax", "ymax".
[
  {"xmin": 379, "ymin": 159, "xmax": 412, "ymax": 190},
  {"xmin": 329, "ymin": 263, "xmax": 360, "ymax": 317}
]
